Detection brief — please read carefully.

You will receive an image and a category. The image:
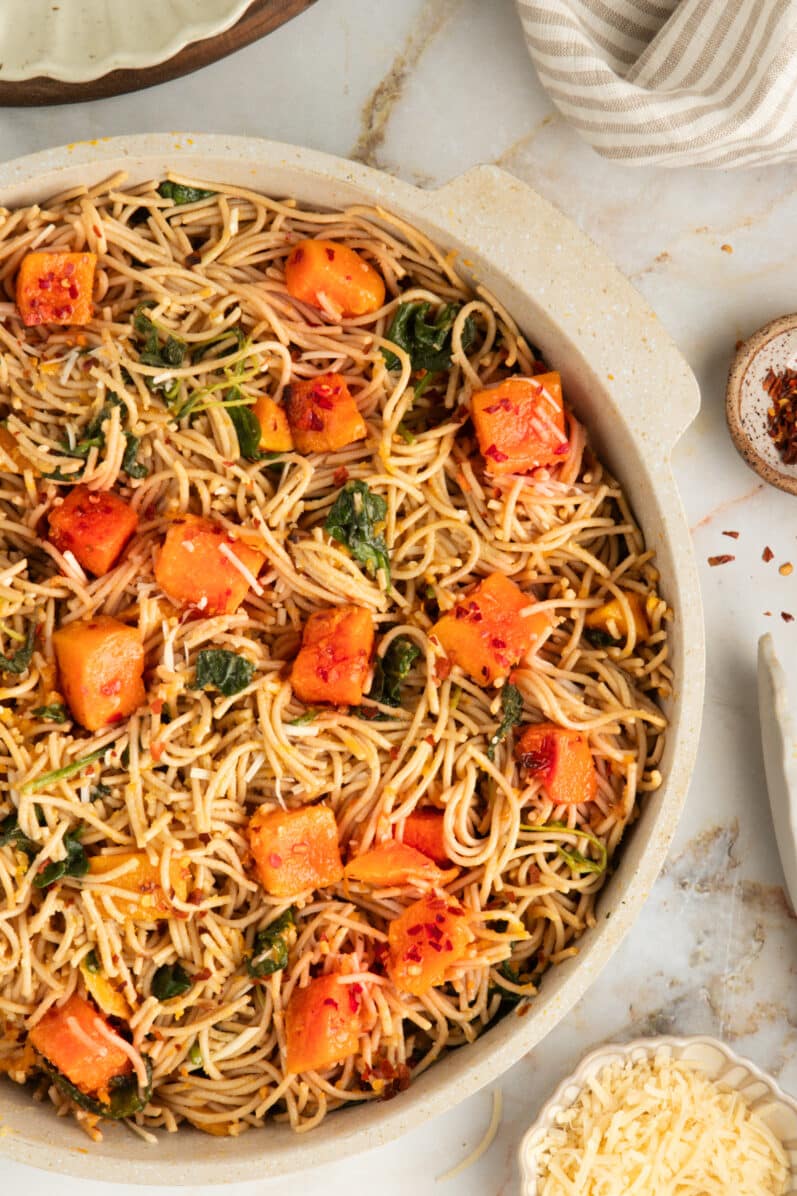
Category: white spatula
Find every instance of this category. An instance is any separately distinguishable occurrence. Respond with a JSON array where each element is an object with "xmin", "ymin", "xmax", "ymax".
[{"xmin": 757, "ymin": 633, "xmax": 797, "ymax": 913}]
